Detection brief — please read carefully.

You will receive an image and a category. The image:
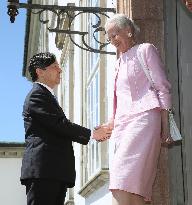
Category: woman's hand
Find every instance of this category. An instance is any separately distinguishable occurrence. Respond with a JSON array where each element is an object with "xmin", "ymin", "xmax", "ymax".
[
  {"xmin": 161, "ymin": 109, "xmax": 173, "ymax": 145},
  {"xmin": 93, "ymin": 120, "xmax": 114, "ymax": 142},
  {"xmin": 92, "ymin": 124, "xmax": 113, "ymax": 142}
]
